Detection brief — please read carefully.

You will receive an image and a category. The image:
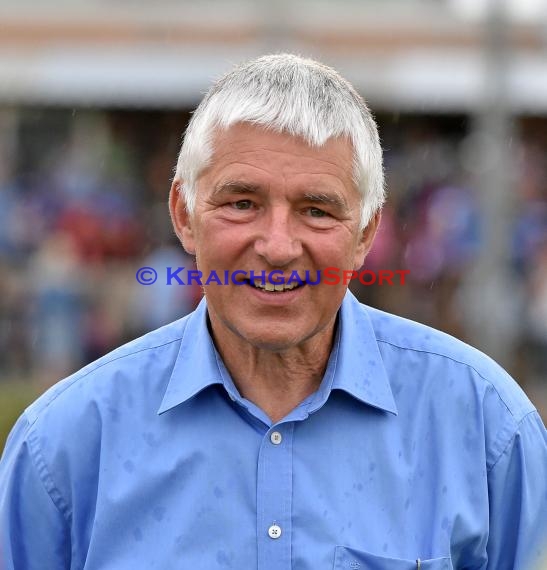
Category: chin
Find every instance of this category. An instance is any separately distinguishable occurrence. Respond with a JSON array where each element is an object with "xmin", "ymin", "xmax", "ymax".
[
  {"xmin": 246, "ymin": 336, "xmax": 303, "ymax": 352},
  {"xmin": 238, "ymin": 322, "xmax": 324, "ymax": 352}
]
